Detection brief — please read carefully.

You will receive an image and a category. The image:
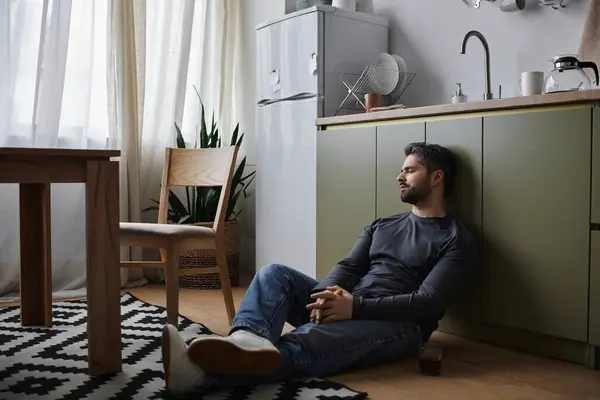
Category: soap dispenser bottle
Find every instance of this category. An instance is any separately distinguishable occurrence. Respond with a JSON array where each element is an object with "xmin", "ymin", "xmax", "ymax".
[{"xmin": 452, "ymin": 83, "xmax": 467, "ymax": 104}]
